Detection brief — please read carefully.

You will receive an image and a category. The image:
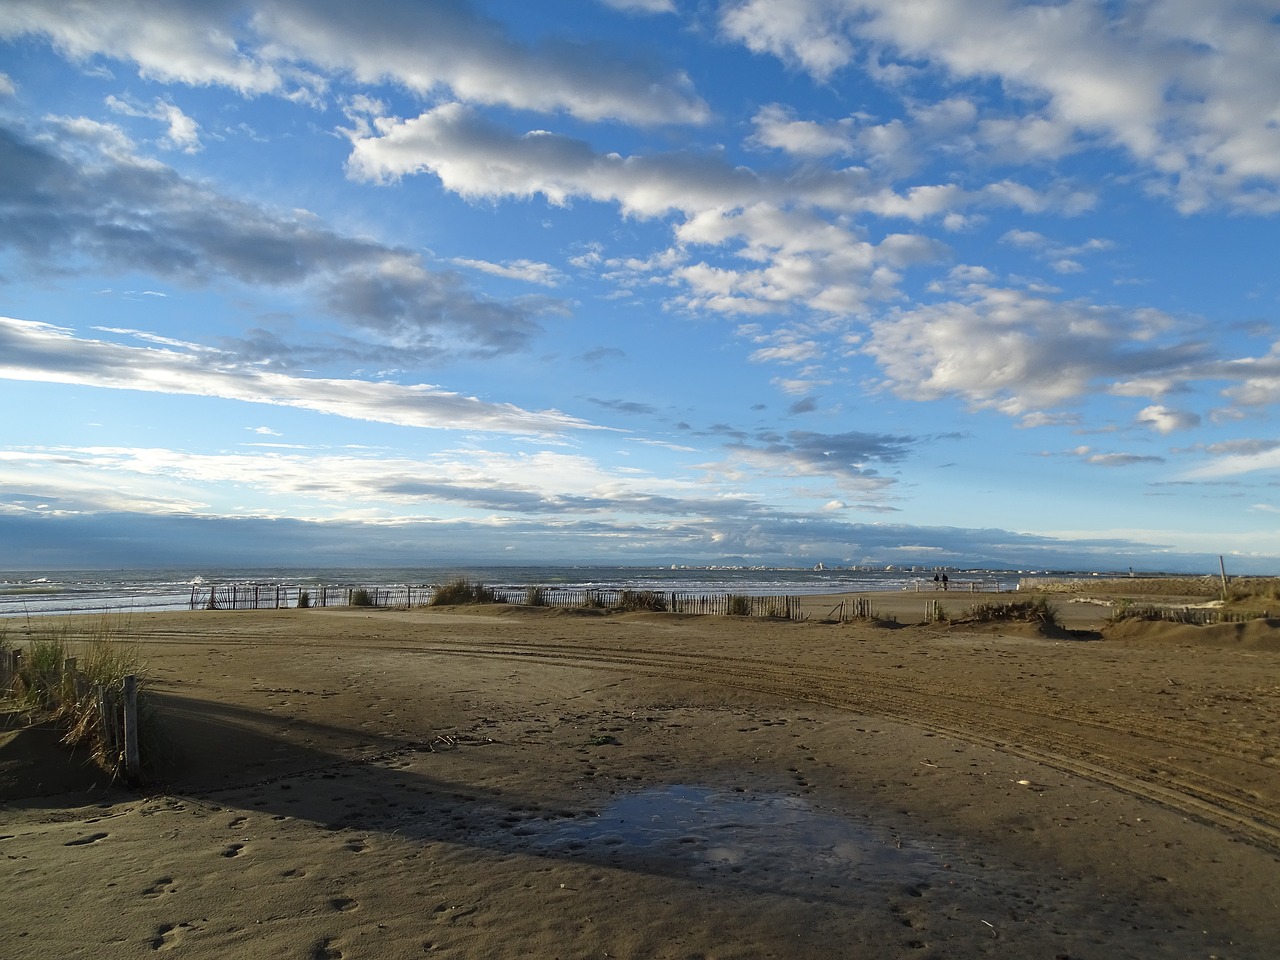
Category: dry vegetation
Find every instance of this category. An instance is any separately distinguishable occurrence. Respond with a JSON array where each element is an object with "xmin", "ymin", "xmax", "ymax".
[
  {"xmin": 1033, "ymin": 576, "xmax": 1280, "ymax": 620},
  {"xmin": 2, "ymin": 619, "xmax": 153, "ymax": 781}
]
